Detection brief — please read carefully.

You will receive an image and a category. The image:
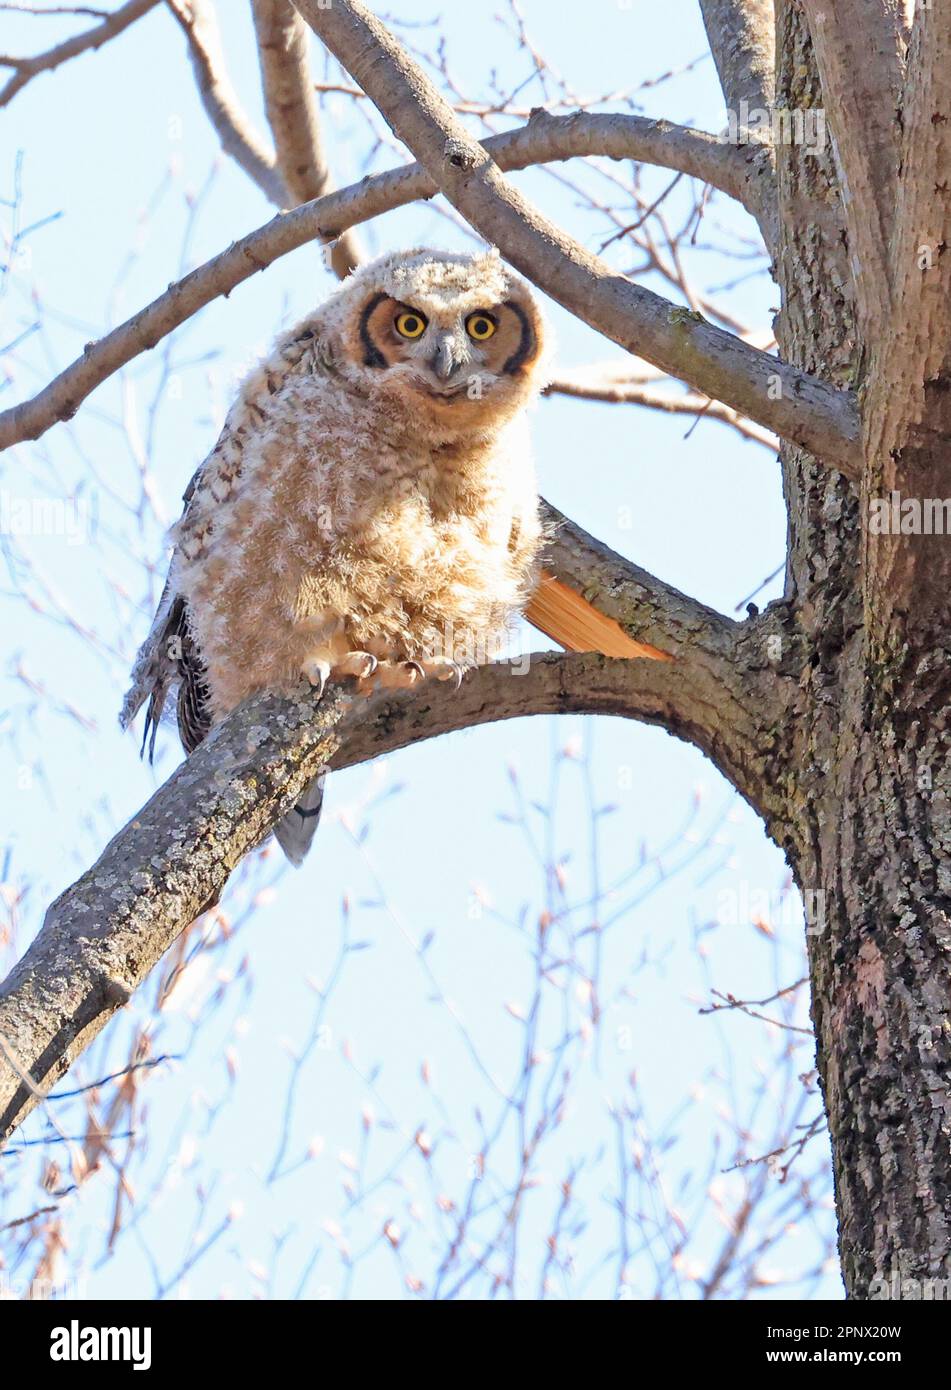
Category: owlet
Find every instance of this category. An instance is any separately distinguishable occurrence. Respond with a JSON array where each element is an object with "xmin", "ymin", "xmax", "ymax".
[{"xmin": 122, "ymin": 248, "xmax": 550, "ymax": 863}]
